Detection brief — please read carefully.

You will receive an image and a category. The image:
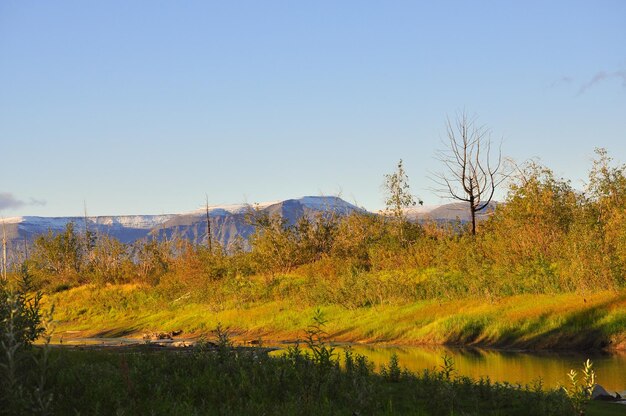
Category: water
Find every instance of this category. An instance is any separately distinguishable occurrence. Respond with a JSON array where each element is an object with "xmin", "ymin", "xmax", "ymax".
[
  {"xmin": 275, "ymin": 344, "xmax": 626, "ymax": 392},
  {"xmin": 51, "ymin": 337, "xmax": 626, "ymax": 392}
]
